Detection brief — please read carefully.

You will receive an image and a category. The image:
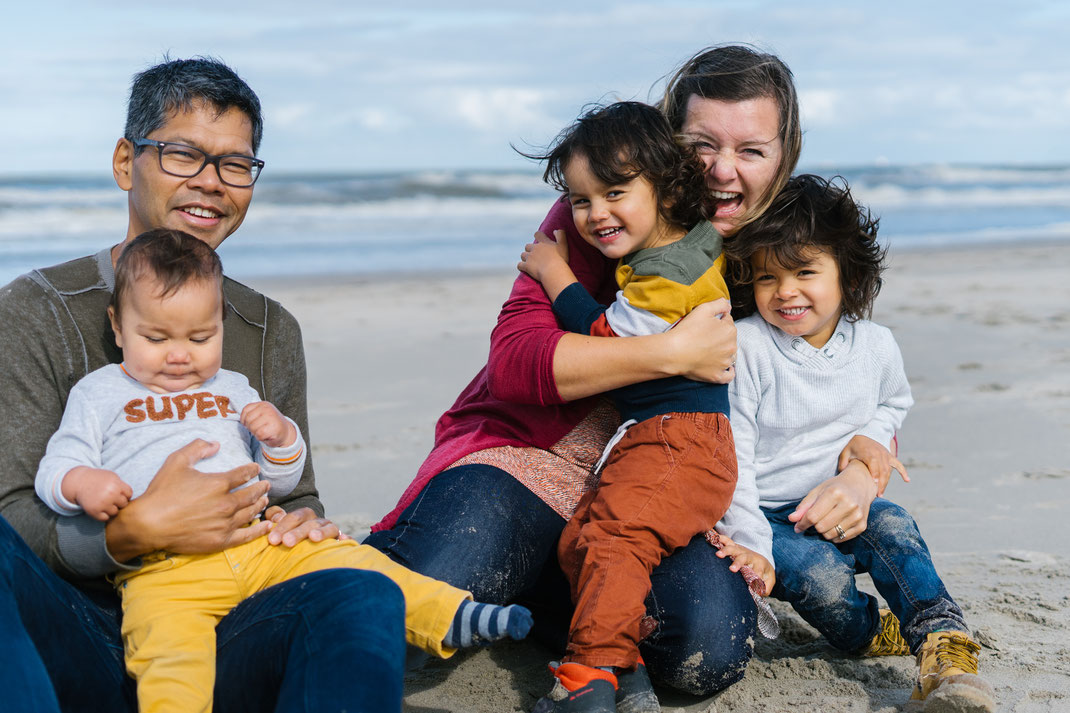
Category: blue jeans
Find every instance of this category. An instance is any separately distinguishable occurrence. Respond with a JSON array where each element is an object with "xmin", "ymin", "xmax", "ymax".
[
  {"xmin": 764, "ymin": 497, "xmax": 968, "ymax": 654},
  {"xmin": 364, "ymin": 464, "xmax": 756, "ymax": 696},
  {"xmin": 0, "ymin": 515, "xmax": 406, "ymax": 713}
]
